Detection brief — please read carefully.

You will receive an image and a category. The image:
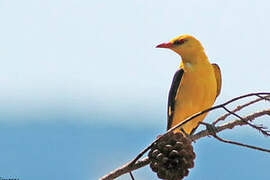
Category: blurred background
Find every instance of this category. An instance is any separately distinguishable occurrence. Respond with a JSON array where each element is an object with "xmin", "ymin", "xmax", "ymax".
[{"xmin": 0, "ymin": 0, "xmax": 270, "ymax": 180}]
